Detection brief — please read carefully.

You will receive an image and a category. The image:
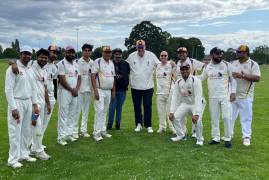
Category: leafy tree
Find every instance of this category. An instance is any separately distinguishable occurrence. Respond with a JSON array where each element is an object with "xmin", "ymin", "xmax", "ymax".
[
  {"xmin": 125, "ymin": 21, "xmax": 171, "ymax": 56},
  {"xmin": 223, "ymin": 48, "xmax": 236, "ymax": 62},
  {"xmin": 91, "ymin": 47, "xmax": 103, "ymax": 60},
  {"xmin": 251, "ymin": 45, "xmax": 269, "ymax": 64},
  {"xmin": 2, "ymin": 48, "xmax": 19, "ymax": 59}
]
